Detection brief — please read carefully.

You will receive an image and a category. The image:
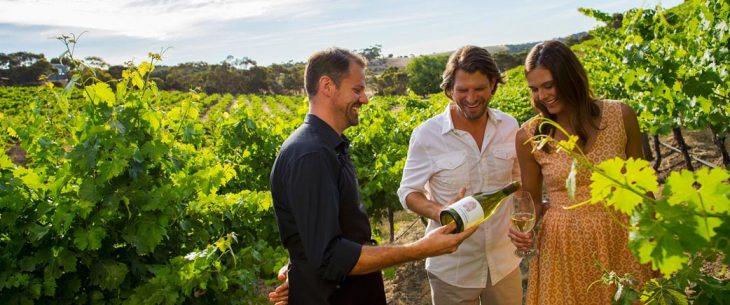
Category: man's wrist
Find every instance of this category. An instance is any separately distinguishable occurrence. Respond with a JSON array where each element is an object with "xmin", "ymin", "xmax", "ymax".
[{"xmin": 431, "ymin": 208, "xmax": 442, "ymax": 223}]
